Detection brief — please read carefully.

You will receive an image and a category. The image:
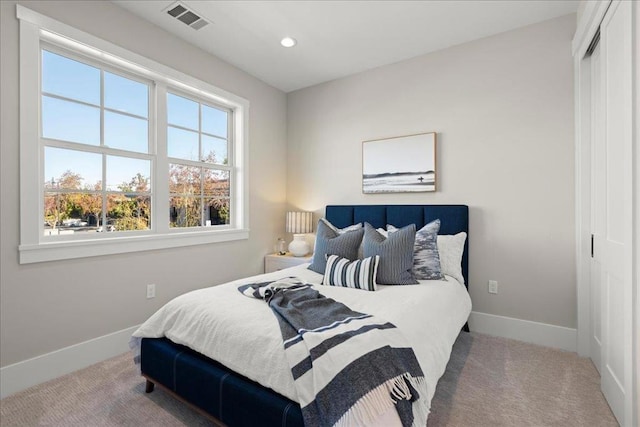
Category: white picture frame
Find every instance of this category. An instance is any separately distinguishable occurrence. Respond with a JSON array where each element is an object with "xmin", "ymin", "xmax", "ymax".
[{"xmin": 362, "ymin": 132, "xmax": 437, "ymax": 193}]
